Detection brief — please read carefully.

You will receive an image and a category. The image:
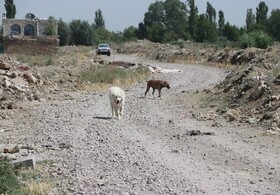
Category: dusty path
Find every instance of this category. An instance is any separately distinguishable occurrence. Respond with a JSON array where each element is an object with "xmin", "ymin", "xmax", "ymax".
[{"xmin": 1, "ymin": 54, "xmax": 280, "ymax": 194}]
